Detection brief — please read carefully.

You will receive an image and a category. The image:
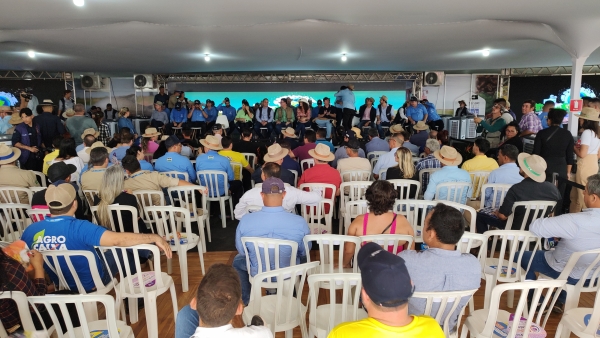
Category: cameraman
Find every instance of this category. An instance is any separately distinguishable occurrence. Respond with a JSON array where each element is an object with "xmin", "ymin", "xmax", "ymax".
[{"xmin": 12, "ymin": 108, "xmax": 44, "ymax": 171}]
